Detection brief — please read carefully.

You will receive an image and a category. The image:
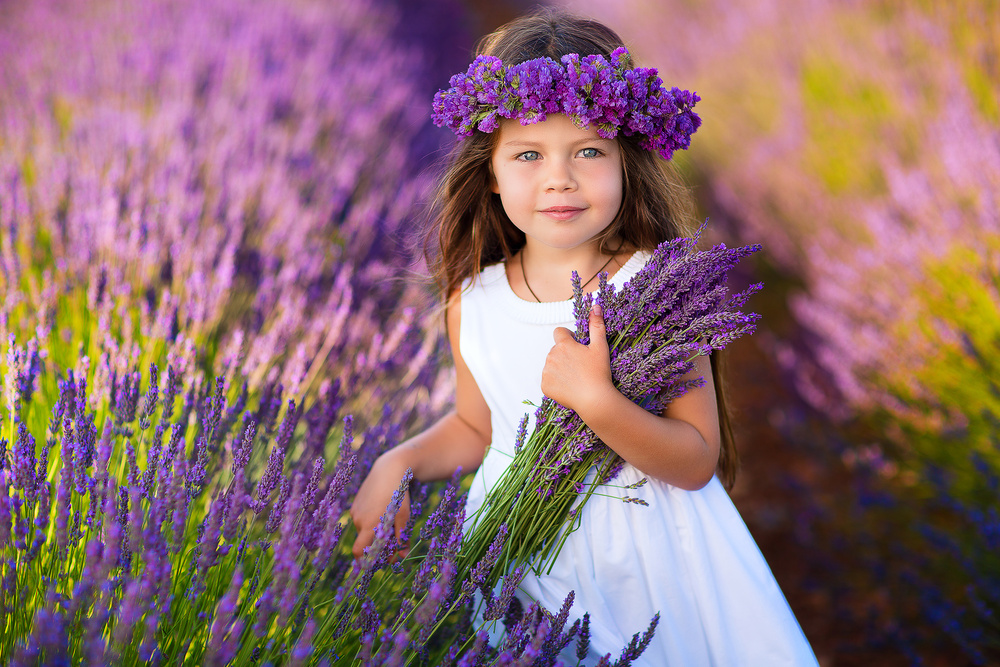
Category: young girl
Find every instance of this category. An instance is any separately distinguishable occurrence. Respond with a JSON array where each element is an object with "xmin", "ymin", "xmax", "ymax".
[{"xmin": 351, "ymin": 9, "xmax": 819, "ymax": 665}]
